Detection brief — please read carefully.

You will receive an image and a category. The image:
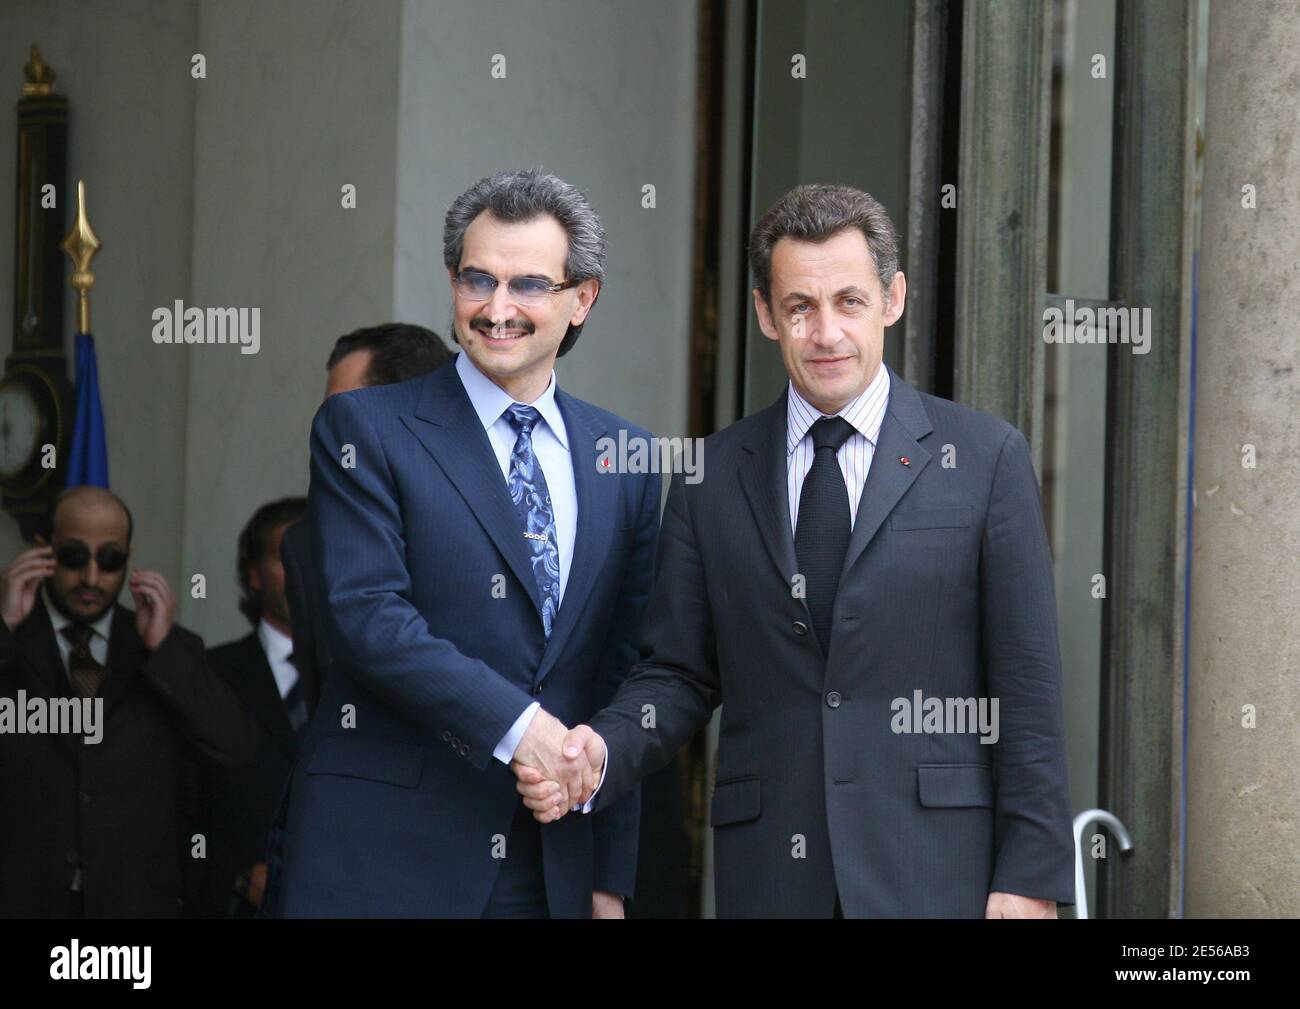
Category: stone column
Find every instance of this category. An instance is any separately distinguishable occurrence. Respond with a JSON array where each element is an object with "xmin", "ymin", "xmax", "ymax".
[{"xmin": 1186, "ymin": 0, "xmax": 1300, "ymax": 917}]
